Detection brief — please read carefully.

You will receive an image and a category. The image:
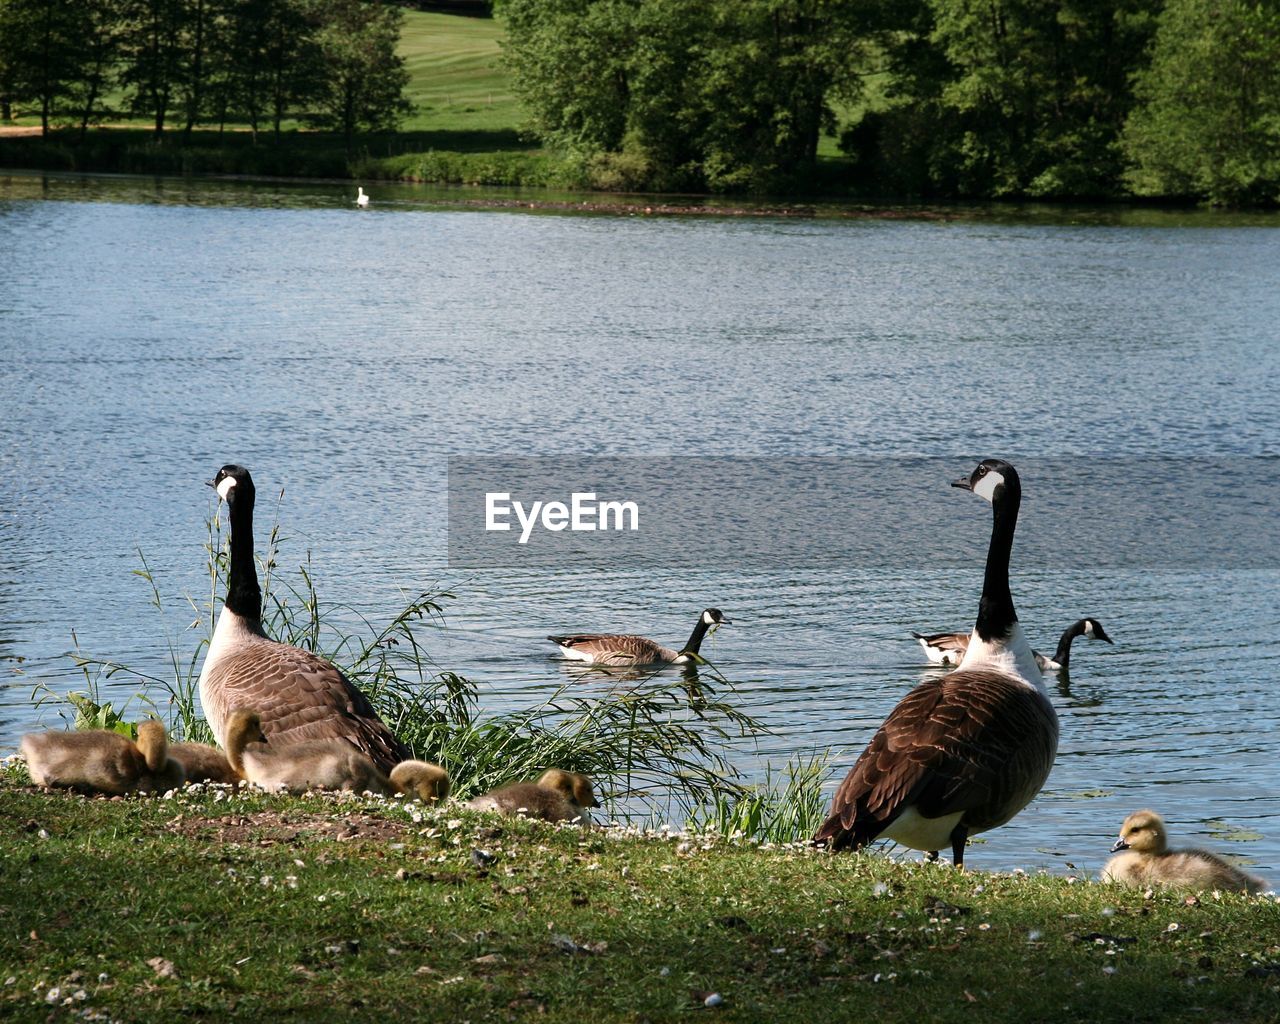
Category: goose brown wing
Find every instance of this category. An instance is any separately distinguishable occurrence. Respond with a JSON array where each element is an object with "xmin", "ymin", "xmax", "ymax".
[
  {"xmin": 548, "ymin": 633, "xmax": 670, "ymax": 665},
  {"xmin": 814, "ymin": 671, "xmax": 1057, "ymax": 850},
  {"xmin": 211, "ymin": 642, "xmax": 411, "ymax": 775},
  {"xmin": 914, "ymin": 631, "xmax": 970, "ymax": 653}
]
